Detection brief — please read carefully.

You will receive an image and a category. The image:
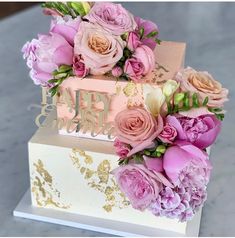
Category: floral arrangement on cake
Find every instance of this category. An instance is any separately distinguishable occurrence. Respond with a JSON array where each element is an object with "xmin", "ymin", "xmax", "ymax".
[
  {"xmin": 22, "ymin": 2, "xmax": 160, "ymax": 96},
  {"xmin": 112, "ymin": 69, "xmax": 228, "ymax": 222}
]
